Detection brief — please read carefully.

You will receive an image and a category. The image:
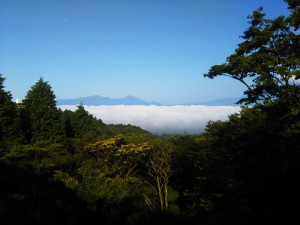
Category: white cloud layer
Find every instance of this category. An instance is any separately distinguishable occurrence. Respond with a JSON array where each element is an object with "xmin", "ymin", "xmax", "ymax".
[{"xmin": 60, "ymin": 105, "xmax": 241, "ymax": 134}]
